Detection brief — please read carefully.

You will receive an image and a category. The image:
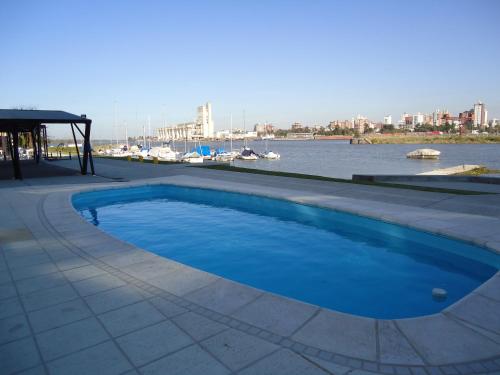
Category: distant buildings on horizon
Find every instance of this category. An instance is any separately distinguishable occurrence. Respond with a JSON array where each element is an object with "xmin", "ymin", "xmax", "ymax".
[{"xmin": 154, "ymin": 100, "xmax": 497, "ymax": 141}]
